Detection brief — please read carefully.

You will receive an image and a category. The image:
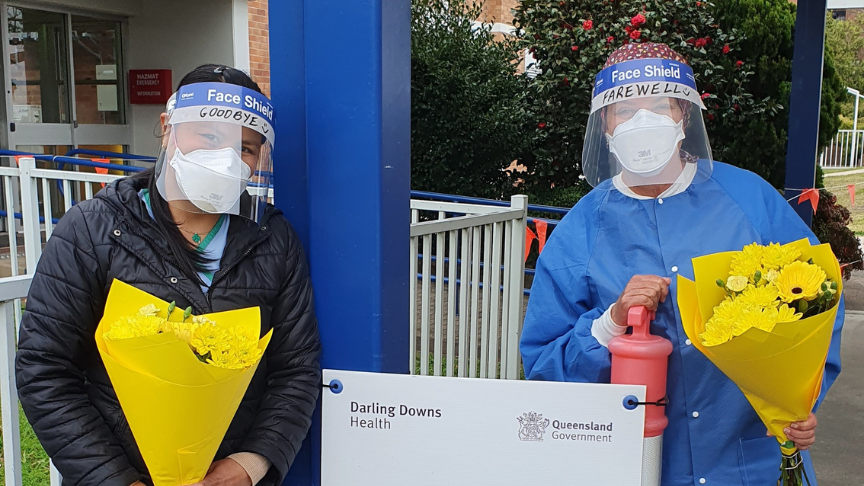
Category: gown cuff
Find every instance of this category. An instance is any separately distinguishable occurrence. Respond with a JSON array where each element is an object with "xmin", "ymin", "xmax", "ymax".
[{"xmin": 591, "ymin": 304, "xmax": 627, "ymax": 347}]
